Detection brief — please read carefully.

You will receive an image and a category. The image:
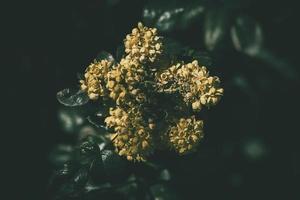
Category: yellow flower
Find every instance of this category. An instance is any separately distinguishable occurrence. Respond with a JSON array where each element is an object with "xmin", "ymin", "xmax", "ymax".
[
  {"xmin": 155, "ymin": 63, "xmax": 181, "ymax": 93},
  {"xmin": 80, "ymin": 59, "xmax": 112, "ymax": 100},
  {"xmin": 124, "ymin": 22, "xmax": 162, "ymax": 63},
  {"xmin": 105, "ymin": 106, "xmax": 154, "ymax": 162},
  {"xmin": 120, "ymin": 57, "xmax": 145, "ymax": 85},
  {"xmin": 156, "ymin": 60, "xmax": 224, "ymax": 111},
  {"xmin": 167, "ymin": 116, "xmax": 204, "ymax": 155},
  {"xmin": 105, "ymin": 57, "xmax": 148, "ymax": 106},
  {"xmin": 77, "ymin": 24, "xmax": 224, "ymax": 162}
]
